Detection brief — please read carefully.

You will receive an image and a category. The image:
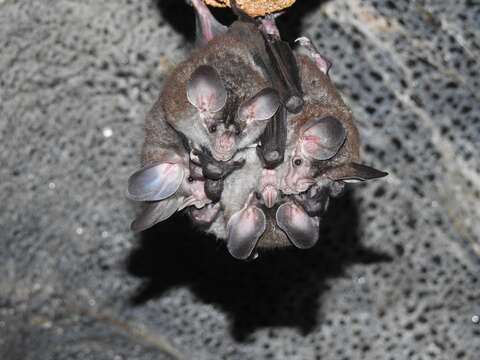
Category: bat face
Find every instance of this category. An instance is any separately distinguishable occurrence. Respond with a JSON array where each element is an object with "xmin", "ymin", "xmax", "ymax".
[
  {"xmin": 186, "ymin": 79, "xmax": 281, "ymax": 162},
  {"xmin": 282, "ymin": 115, "xmax": 347, "ymax": 194},
  {"xmin": 177, "ymin": 171, "xmax": 210, "ymax": 210},
  {"xmin": 163, "ymin": 53, "xmax": 280, "ymax": 164}
]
